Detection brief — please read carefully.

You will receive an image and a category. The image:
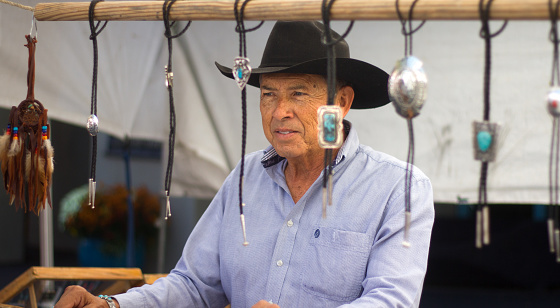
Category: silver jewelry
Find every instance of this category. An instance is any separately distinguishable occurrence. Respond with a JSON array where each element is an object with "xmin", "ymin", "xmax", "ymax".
[
  {"xmin": 232, "ymin": 56, "xmax": 251, "ymax": 89},
  {"xmin": 388, "ymin": 55, "xmax": 427, "ymax": 119},
  {"xmin": 99, "ymin": 295, "xmax": 116, "ymax": 308}
]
